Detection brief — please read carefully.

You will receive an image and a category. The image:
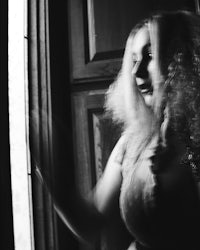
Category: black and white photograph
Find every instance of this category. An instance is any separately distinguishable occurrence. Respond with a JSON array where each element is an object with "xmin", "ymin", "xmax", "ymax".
[{"xmin": 2, "ymin": 0, "xmax": 200, "ymax": 249}]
